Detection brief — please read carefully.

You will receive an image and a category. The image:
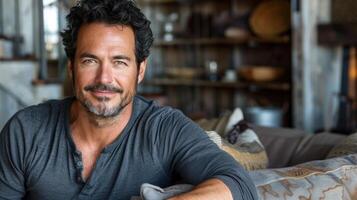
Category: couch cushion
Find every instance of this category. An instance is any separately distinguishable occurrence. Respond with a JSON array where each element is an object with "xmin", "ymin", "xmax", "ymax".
[
  {"xmin": 327, "ymin": 132, "xmax": 357, "ymax": 159},
  {"xmin": 251, "ymin": 125, "xmax": 307, "ymax": 168},
  {"xmin": 289, "ymin": 132, "xmax": 346, "ymax": 166},
  {"xmin": 249, "ymin": 154, "xmax": 357, "ymax": 200},
  {"xmin": 251, "ymin": 125, "xmax": 346, "ymax": 168}
]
